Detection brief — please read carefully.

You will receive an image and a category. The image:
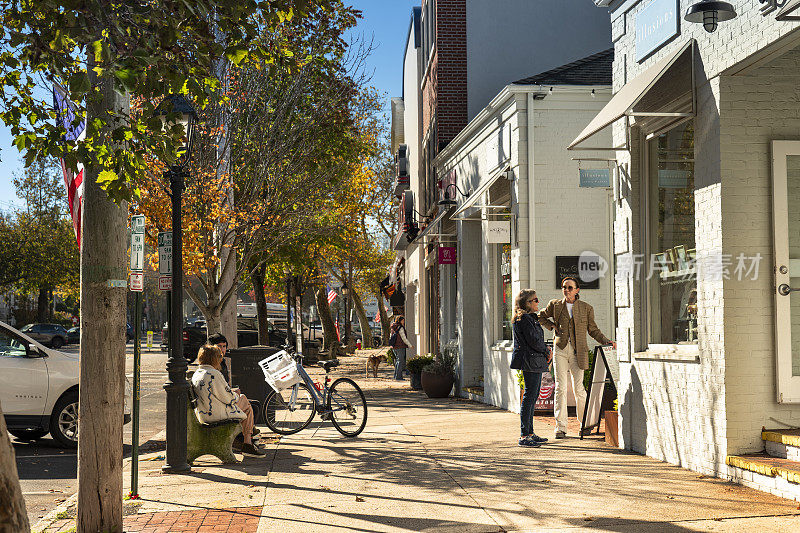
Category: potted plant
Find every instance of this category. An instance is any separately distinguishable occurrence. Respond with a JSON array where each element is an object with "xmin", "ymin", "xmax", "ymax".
[
  {"xmin": 406, "ymin": 354, "xmax": 434, "ymax": 390},
  {"xmin": 421, "ymin": 344, "xmax": 457, "ymax": 398},
  {"xmin": 605, "ymin": 399, "xmax": 619, "ymax": 448}
]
